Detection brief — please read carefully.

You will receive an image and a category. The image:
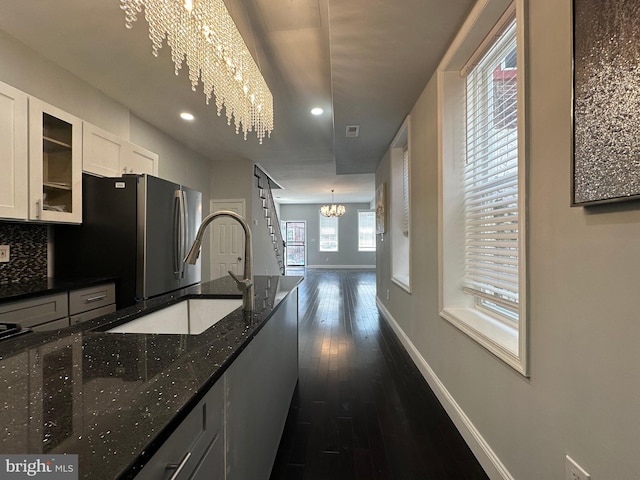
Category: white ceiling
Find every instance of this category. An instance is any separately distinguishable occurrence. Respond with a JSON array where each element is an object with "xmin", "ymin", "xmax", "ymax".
[{"xmin": 0, "ymin": 0, "xmax": 474, "ymax": 204}]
